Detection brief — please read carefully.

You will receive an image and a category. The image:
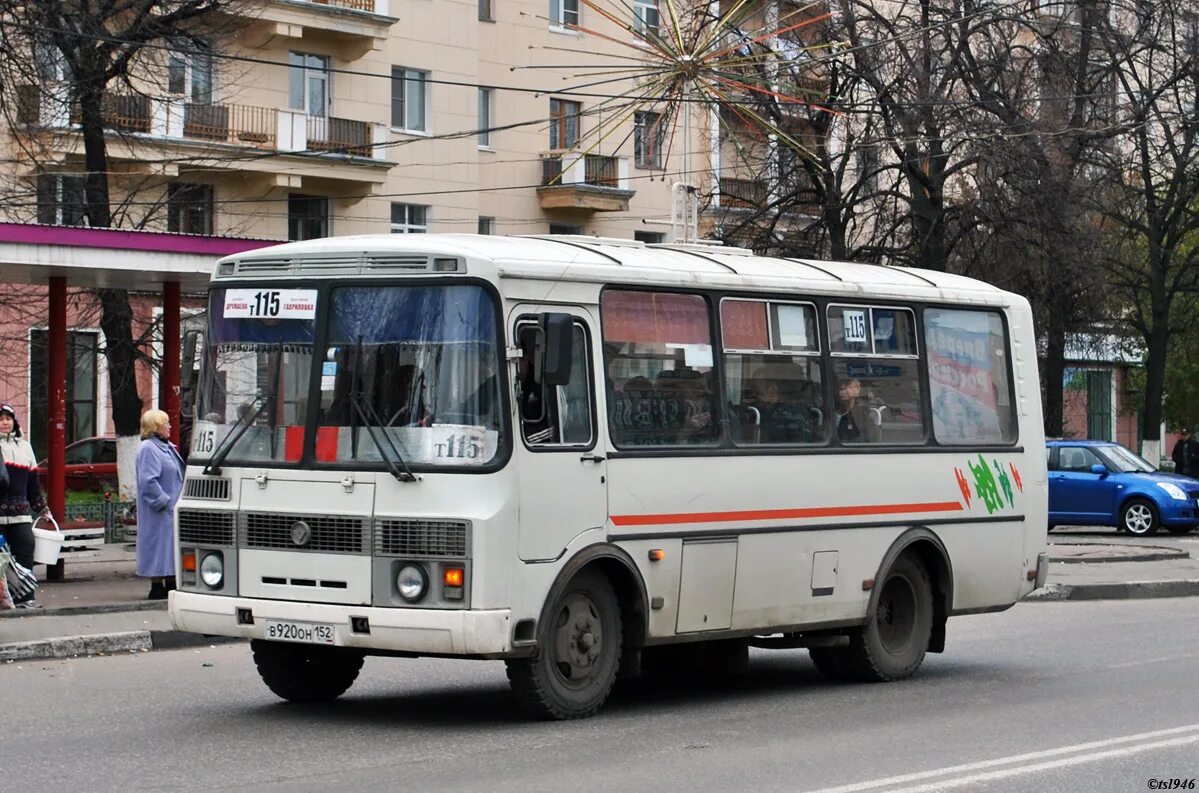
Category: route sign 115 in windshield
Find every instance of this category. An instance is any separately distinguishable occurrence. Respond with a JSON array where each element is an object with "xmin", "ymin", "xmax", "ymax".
[{"xmin": 223, "ymin": 289, "xmax": 317, "ymax": 319}]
